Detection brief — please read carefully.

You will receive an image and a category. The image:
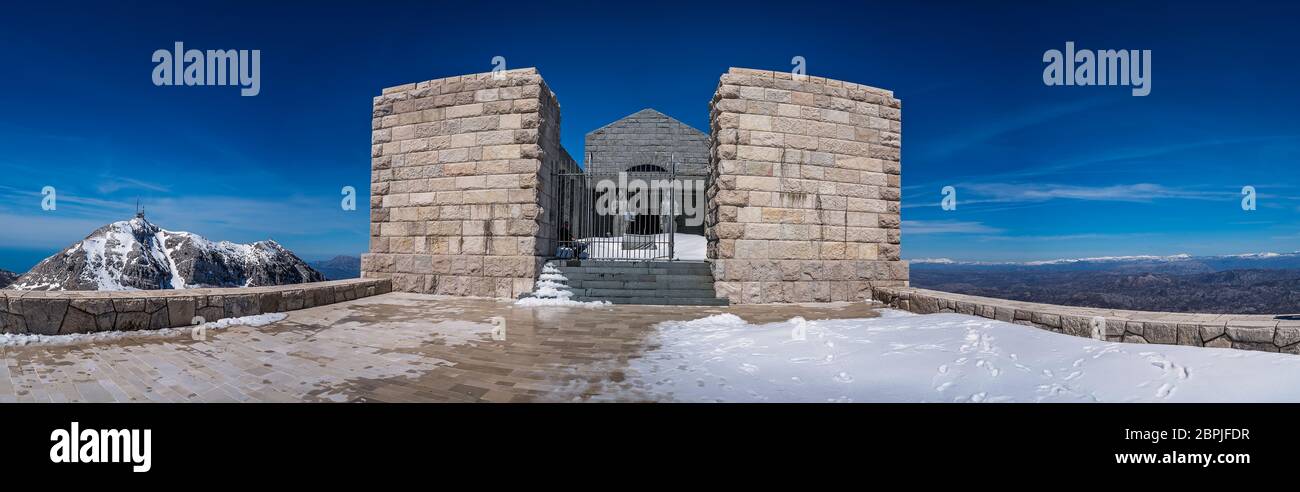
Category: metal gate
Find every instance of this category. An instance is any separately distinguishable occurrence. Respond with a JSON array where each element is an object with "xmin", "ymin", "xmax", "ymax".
[{"xmin": 552, "ymin": 163, "xmax": 708, "ymax": 261}]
